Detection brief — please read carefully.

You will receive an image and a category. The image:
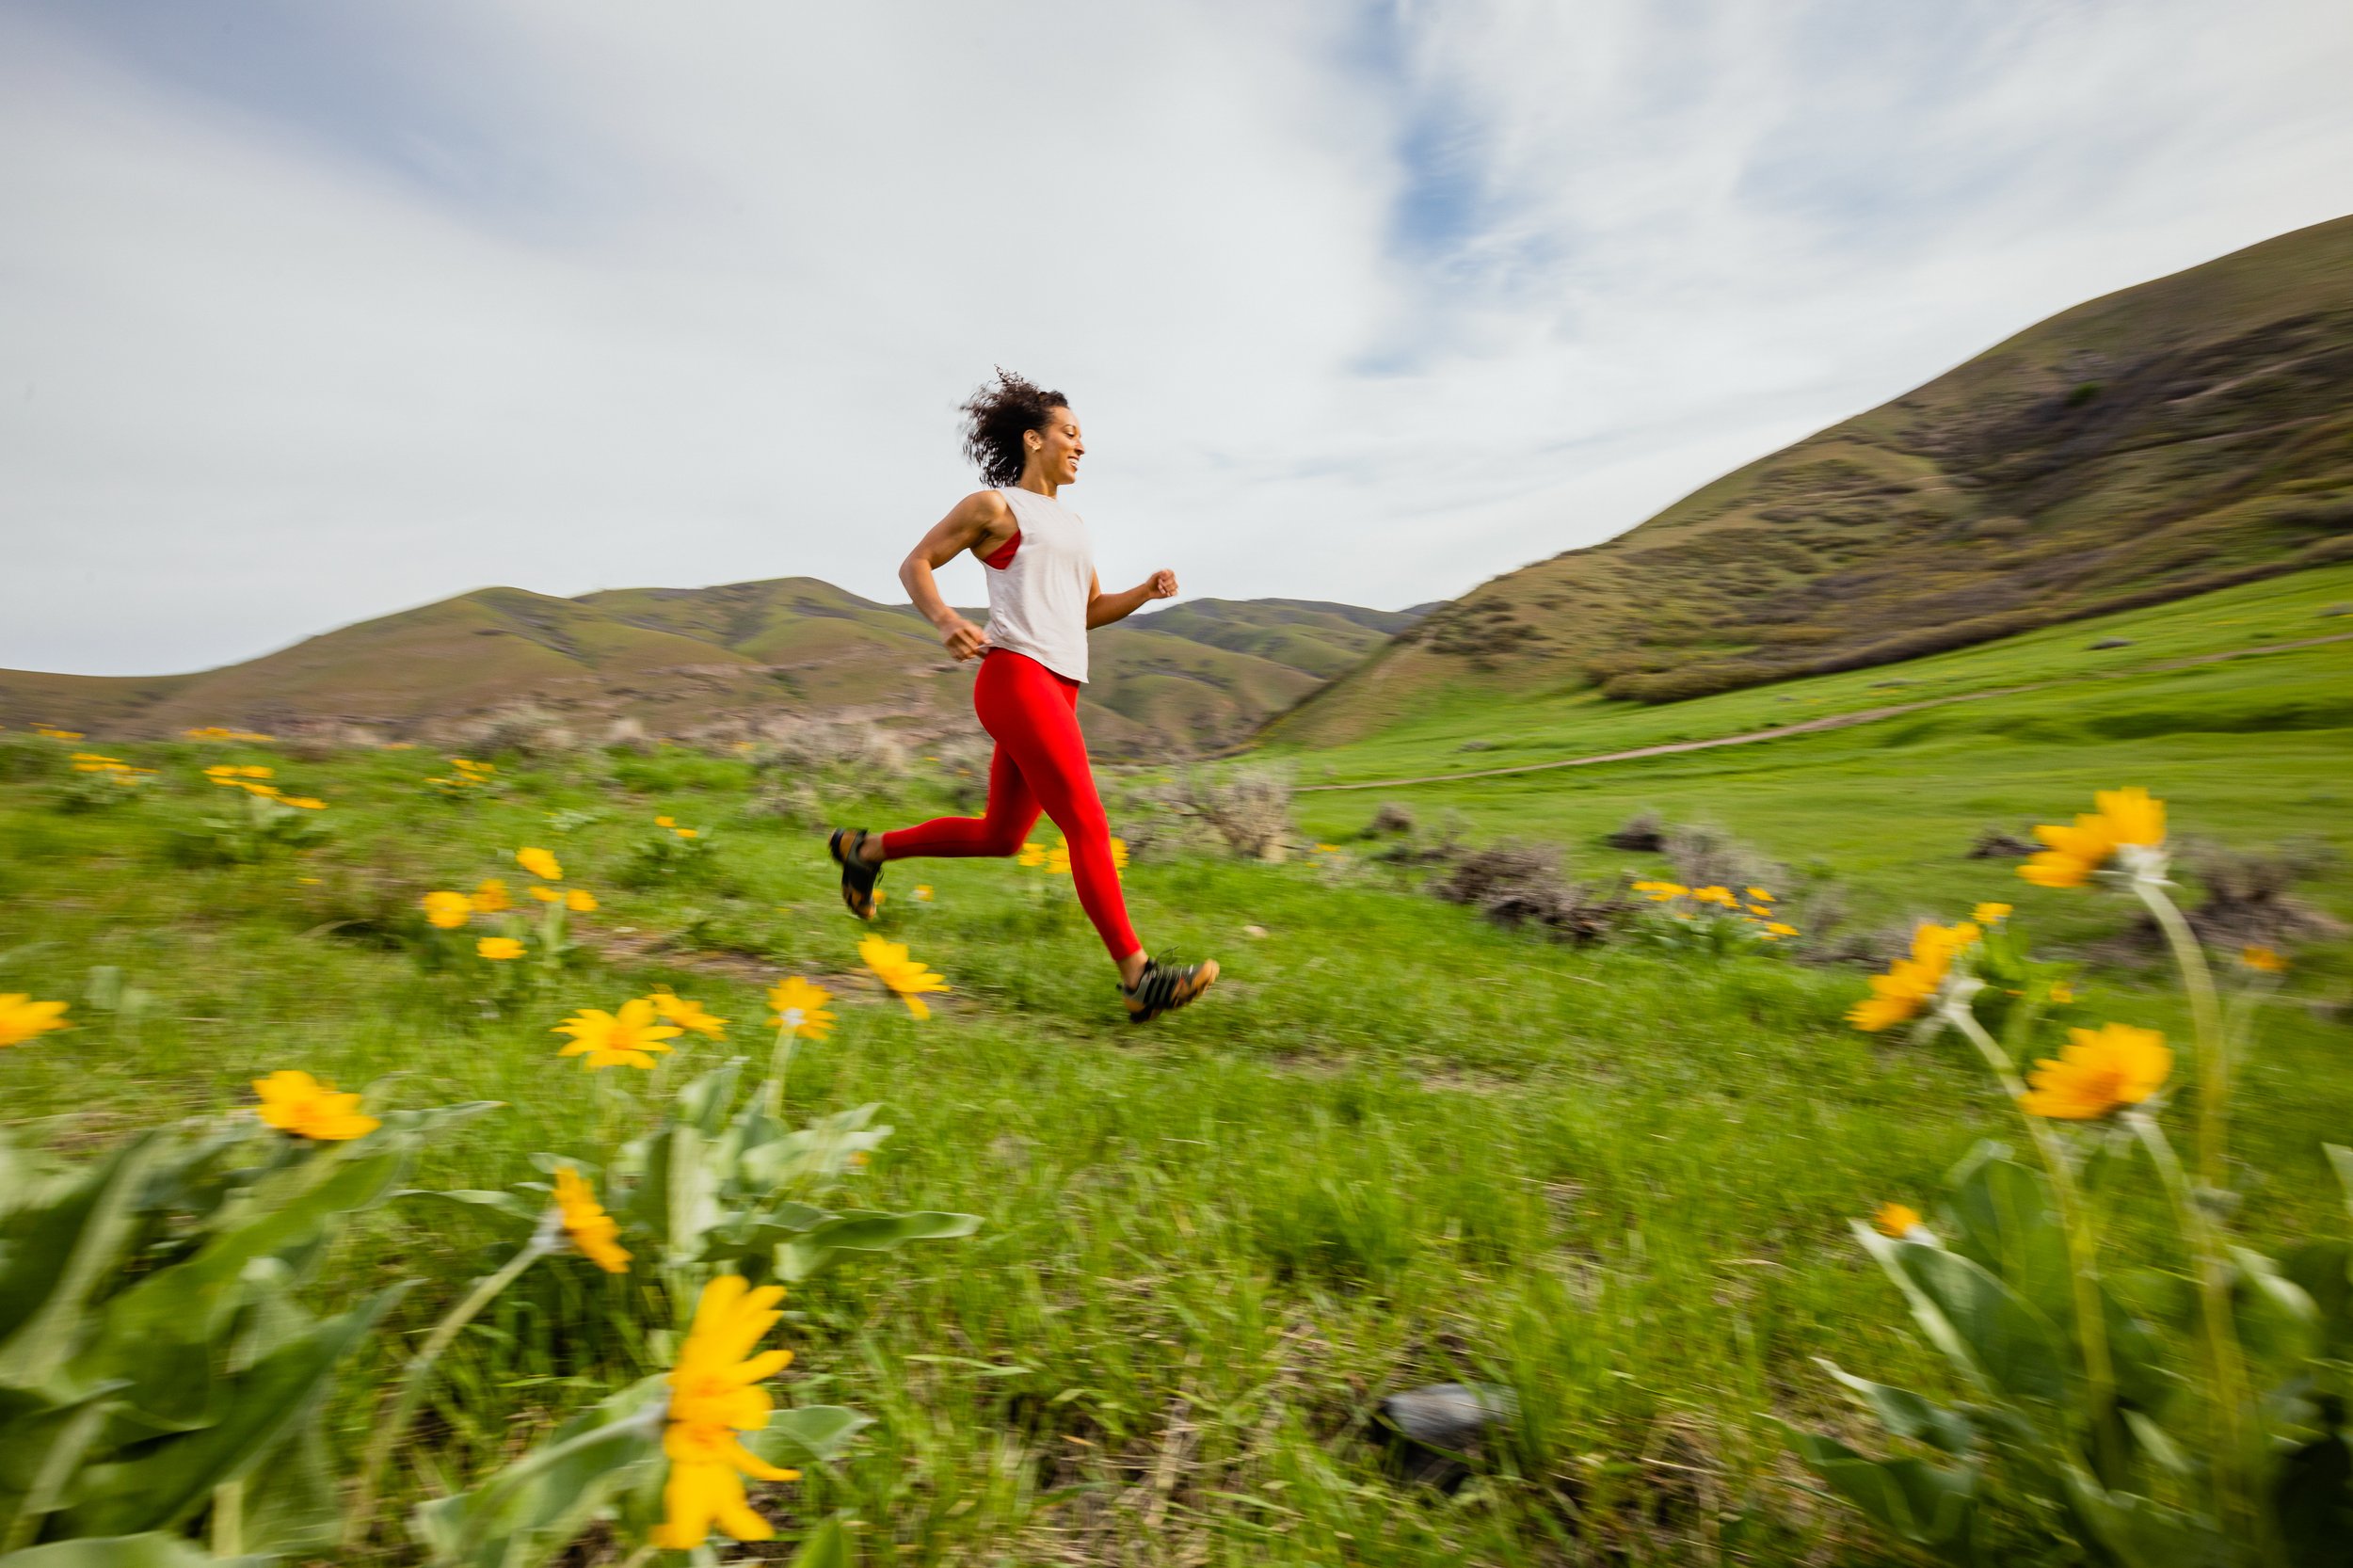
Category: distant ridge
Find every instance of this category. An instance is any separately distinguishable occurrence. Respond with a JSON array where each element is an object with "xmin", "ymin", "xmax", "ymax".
[
  {"xmin": 0, "ymin": 578, "xmax": 1427, "ymax": 757},
  {"xmin": 1272, "ymin": 214, "xmax": 2353, "ymax": 746}
]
